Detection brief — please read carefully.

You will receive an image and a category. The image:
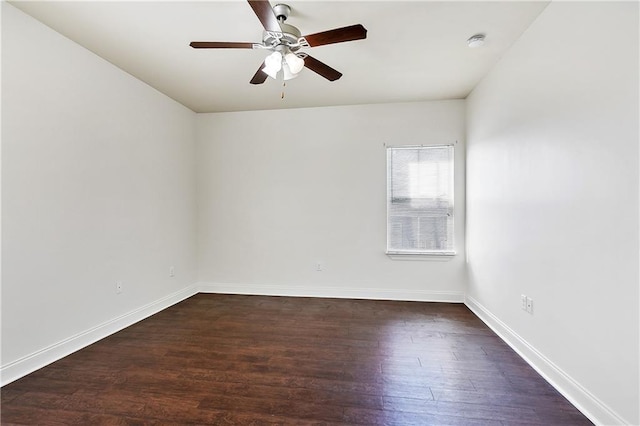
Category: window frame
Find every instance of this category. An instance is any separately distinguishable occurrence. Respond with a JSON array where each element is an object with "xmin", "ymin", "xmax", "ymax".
[{"xmin": 385, "ymin": 144, "xmax": 456, "ymax": 259}]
